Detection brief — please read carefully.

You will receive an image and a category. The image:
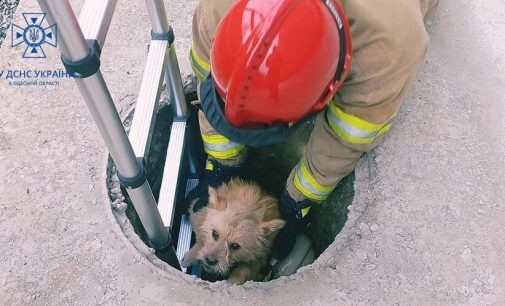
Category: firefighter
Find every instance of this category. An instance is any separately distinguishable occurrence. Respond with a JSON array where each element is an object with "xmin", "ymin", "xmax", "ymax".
[{"xmin": 187, "ymin": 0, "xmax": 439, "ymax": 259}]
